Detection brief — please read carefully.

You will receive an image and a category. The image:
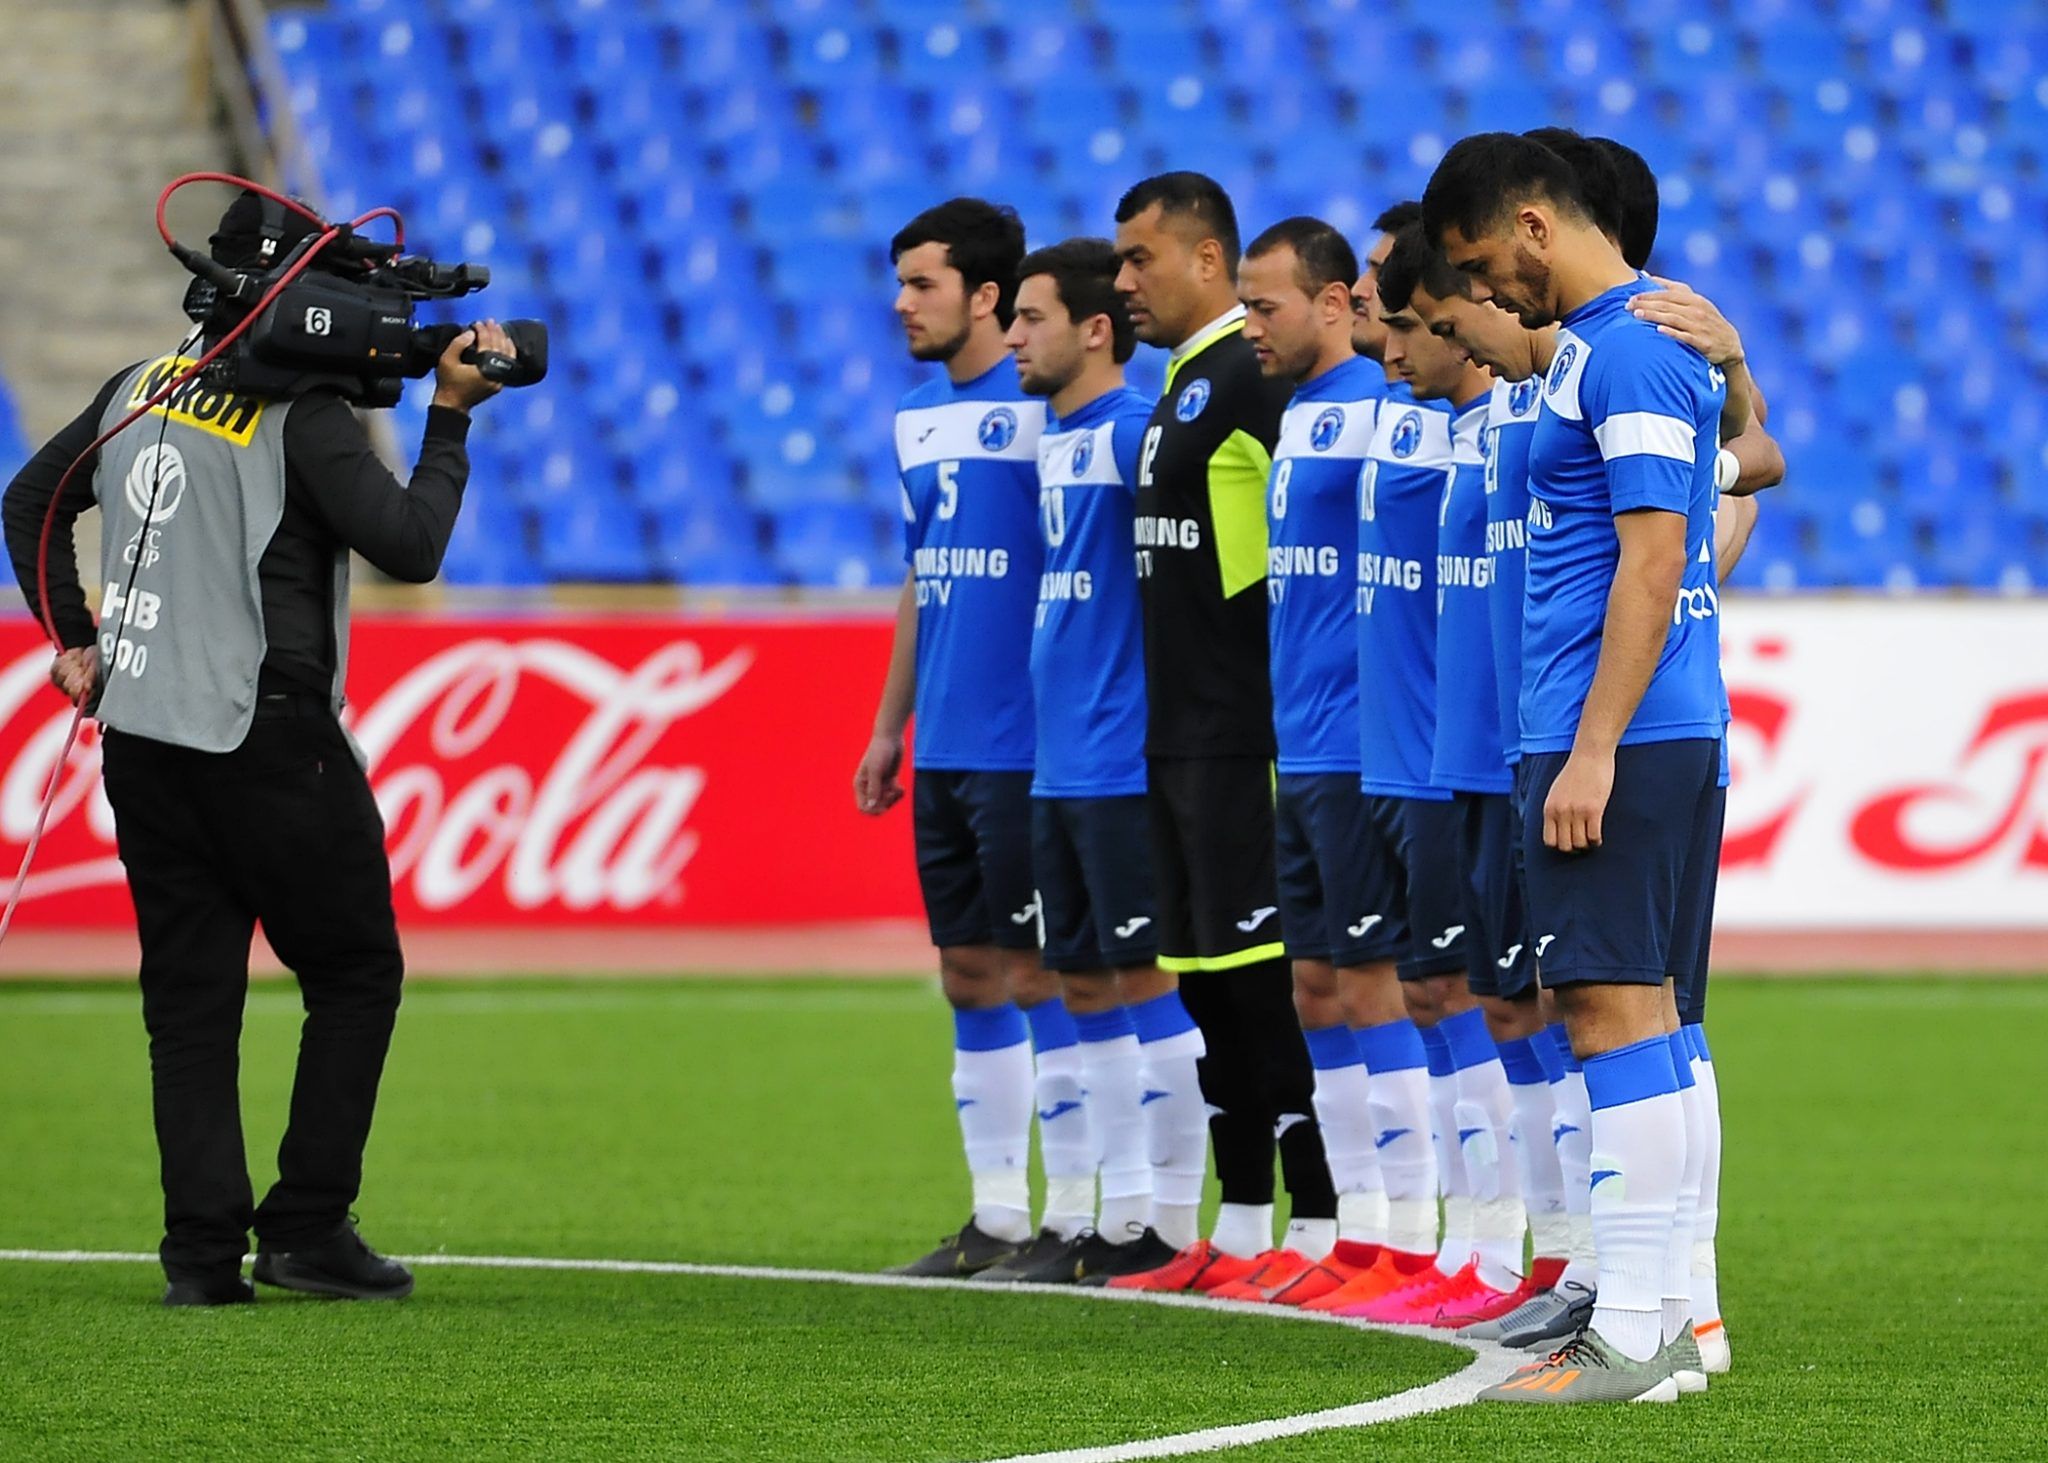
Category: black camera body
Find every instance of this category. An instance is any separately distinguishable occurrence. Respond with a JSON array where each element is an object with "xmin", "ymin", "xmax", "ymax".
[{"xmin": 181, "ymin": 230, "xmax": 548, "ymax": 407}]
